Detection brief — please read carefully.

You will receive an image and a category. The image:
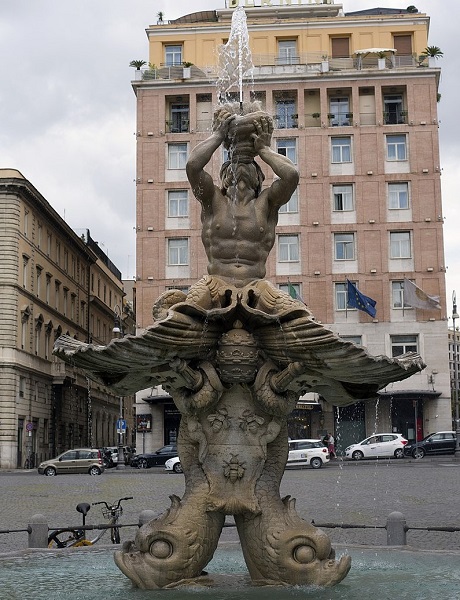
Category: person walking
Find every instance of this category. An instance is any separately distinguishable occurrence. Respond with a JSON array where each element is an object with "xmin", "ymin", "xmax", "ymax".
[{"xmin": 323, "ymin": 432, "xmax": 335, "ymax": 458}]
